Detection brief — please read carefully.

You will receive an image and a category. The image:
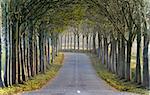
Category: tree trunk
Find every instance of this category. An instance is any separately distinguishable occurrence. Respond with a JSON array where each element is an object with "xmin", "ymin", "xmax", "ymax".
[
  {"xmin": 125, "ymin": 41, "xmax": 132, "ymax": 81},
  {"xmin": 82, "ymin": 35, "xmax": 84, "ymax": 51},
  {"xmin": 74, "ymin": 34, "xmax": 76, "ymax": 50},
  {"xmin": 39, "ymin": 32, "xmax": 44, "ymax": 73},
  {"xmin": 98, "ymin": 32, "xmax": 101, "ymax": 58},
  {"xmin": 47, "ymin": 38, "xmax": 50, "ymax": 65},
  {"xmin": 114, "ymin": 40, "xmax": 117, "ymax": 74},
  {"xmin": 77, "ymin": 35, "xmax": 79, "ymax": 50},
  {"xmin": 121, "ymin": 37, "xmax": 125, "ymax": 79},
  {"xmin": 51, "ymin": 36, "xmax": 55, "ymax": 64},
  {"xmin": 111, "ymin": 40, "xmax": 115, "ymax": 73},
  {"xmin": 60, "ymin": 35, "xmax": 62, "ymax": 50},
  {"xmin": 86, "ymin": 35, "xmax": 89, "ymax": 51},
  {"xmin": 104, "ymin": 37, "xmax": 108, "ymax": 66},
  {"xmin": 4, "ymin": 5, "xmax": 8, "ymax": 86},
  {"xmin": 64, "ymin": 35, "xmax": 66, "ymax": 50},
  {"xmin": 8, "ymin": 18, "xmax": 12, "ymax": 86},
  {"xmin": 135, "ymin": 29, "xmax": 141, "ymax": 84},
  {"xmin": 27, "ymin": 37, "xmax": 30, "ymax": 78},
  {"xmin": 70, "ymin": 35, "xmax": 72, "ymax": 50},
  {"xmin": 89, "ymin": 35, "xmax": 92, "ymax": 50},
  {"xmin": 28, "ymin": 22, "xmax": 34, "ymax": 77},
  {"xmin": 17, "ymin": 23, "xmax": 21, "ymax": 83},
  {"xmin": 35, "ymin": 36, "xmax": 38, "ymax": 74},
  {"xmin": 109, "ymin": 42, "xmax": 113, "ymax": 71},
  {"xmin": 12, "ymin": 18, "xmax": 17, "ymax": 84},
  {"xmin": 20, "ymin": 37, "xmax": 25, "ymax": 81},
  {"xmin": 93, "ymin": 32, "xmax": 96, "ymax": 54},
  {"xmin": 67, "ymin": 33, "xmax": 69, "ymax": 49},
  {"xmin": 117, "ymin": 37, "xmax": 121, "ymax": 76},
  {"xmin": 143, "ymin": 33, "xmax": 149, "ymax": 88},
  {"xmin": 0, "ymin": 25, "xmax": 3, "ymax": 87}
]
